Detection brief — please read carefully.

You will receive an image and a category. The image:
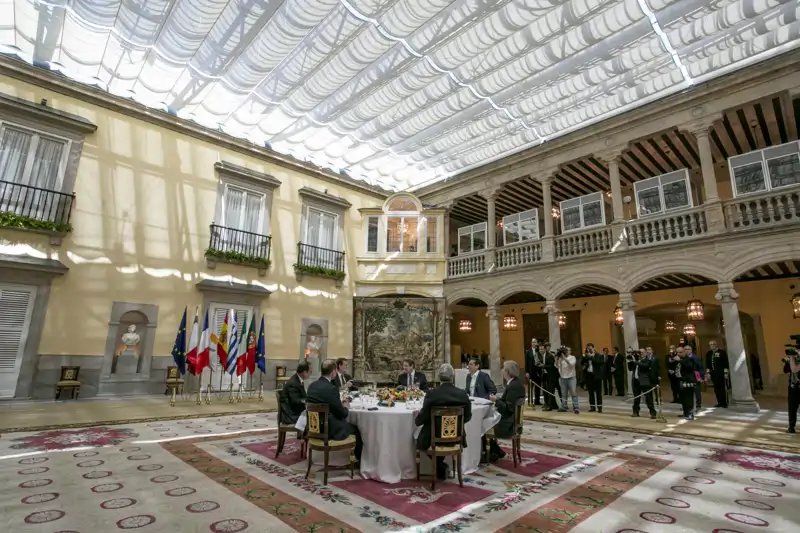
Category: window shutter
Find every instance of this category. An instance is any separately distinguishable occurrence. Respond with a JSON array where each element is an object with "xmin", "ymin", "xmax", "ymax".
[
  {"xmin": 366, "ymin": 216, "xmax": 378, "ymax": 252},
  {"xmin": 0, "ymin": 285, "xmax": 35, "ymax": 397}
]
